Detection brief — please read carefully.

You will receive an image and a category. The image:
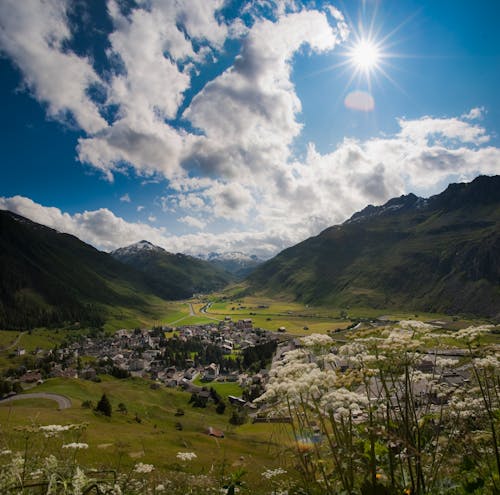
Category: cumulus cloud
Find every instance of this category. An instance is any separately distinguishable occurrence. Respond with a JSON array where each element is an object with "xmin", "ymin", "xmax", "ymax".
[
  {"xmin": 0, "ymin": 195, "xmax": 290, "ymax": 258},
  {"xmin": 183, "ymin": 10, "xmax": 342, "ymax": 182},
  {"xmin": 178, "ymin": 215, "xmax": 206, "ymax": 230},
  {"xmin": 1, "ymin": 2, "xmax": 499, "ymax": 259},
  {"xmin": 120, "ymin": 193, "xmax": 131, "ymax": 203},
  {"xmin": 462, "ymin": 107, "xmax": 485, "ymax": 120},
  {"xmin": 76, "ymin": 0, "xmax": 233, "ymax": 180},
  {"xmin": 0, "ymin": 195, "xmax": 167, "ymax": 251},
  {"xmin": 0, "ymin": 0, "xmax": 107, "ymax": 133}
]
